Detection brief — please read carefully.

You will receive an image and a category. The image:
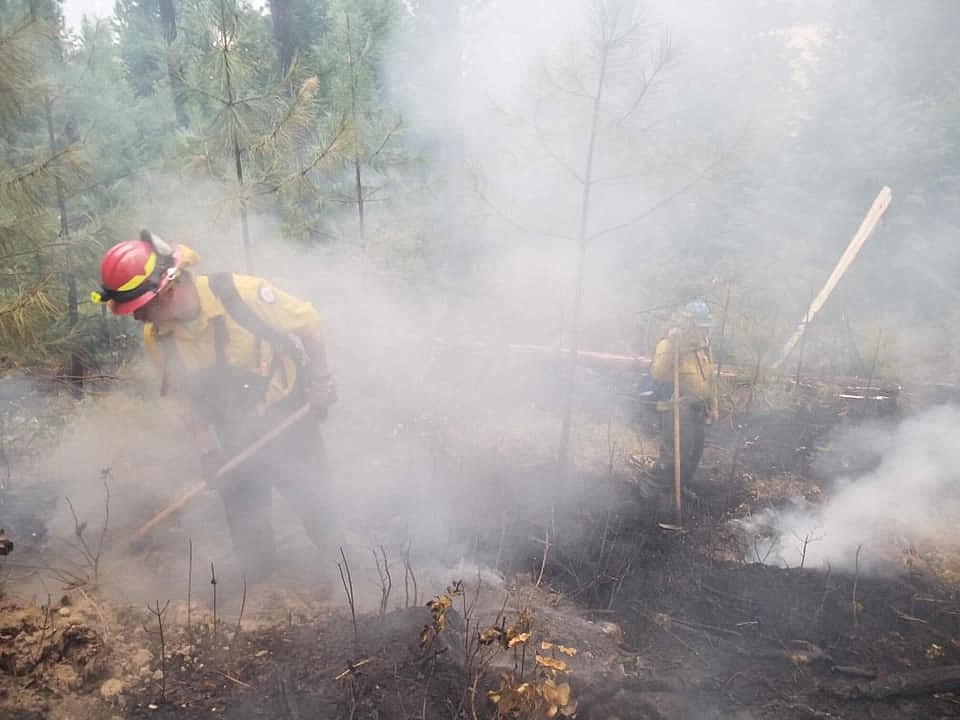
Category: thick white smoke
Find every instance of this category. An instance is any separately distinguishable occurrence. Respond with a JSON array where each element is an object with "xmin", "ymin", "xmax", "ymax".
[{"xmin": 742, "ymin": 405, "xmax": 960, "ymax": 574}]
